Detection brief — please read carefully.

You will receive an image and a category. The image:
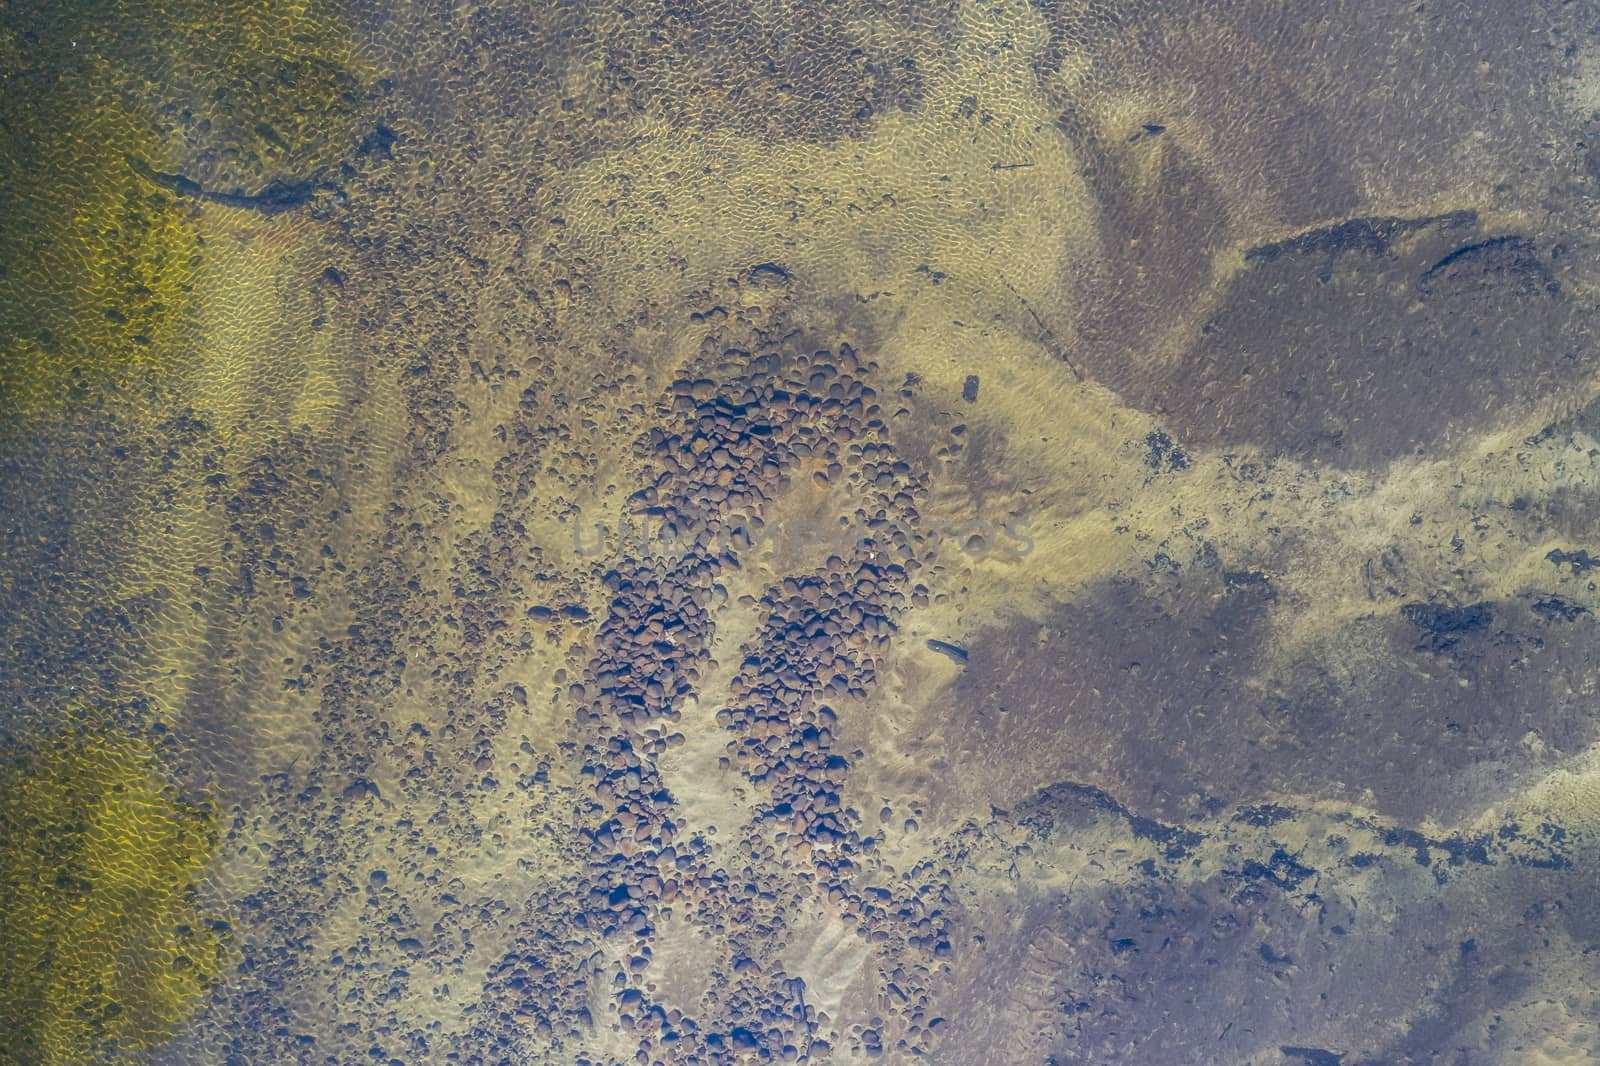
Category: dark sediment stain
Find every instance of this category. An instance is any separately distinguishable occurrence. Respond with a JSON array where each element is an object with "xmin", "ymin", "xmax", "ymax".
[
  {"xmin": 1244, "ymin": 210, "xmax": 1476, "ymax": 277},
  {"xmin": 1547, "ymin": 547, "xmax": 1599, "ymax": 576},
  {"xmin": 1399, "ymin": 600, "xmax": 1493, "ymax": 652},
  {"xmin": 1033, "ymin": 0, "xmax": 1591, "ymax": 469},
  {"xmin": 1420, "ymin": 235, "xmax": 1560, "ymax": 299},
  {"xmin": 933, "ymin": 780, "xmax": 1578, "ymax": 1065},
  {"xmin": 929, "ymin": 577, "xmax": 1600, "ymax": 825},
  {"xmin": 1153, "ymin": 215, "xmax": 1584, "ymax": 467}
]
